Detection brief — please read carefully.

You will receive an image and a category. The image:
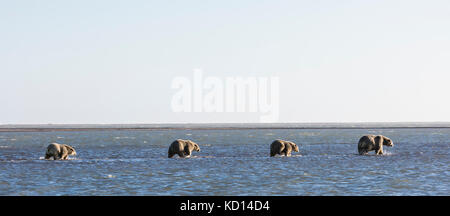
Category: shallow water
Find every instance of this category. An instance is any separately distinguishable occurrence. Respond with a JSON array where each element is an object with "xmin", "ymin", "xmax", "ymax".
[{"xmin": 0, "ymin": 126, "xmax": 449, "ymax": 195}]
